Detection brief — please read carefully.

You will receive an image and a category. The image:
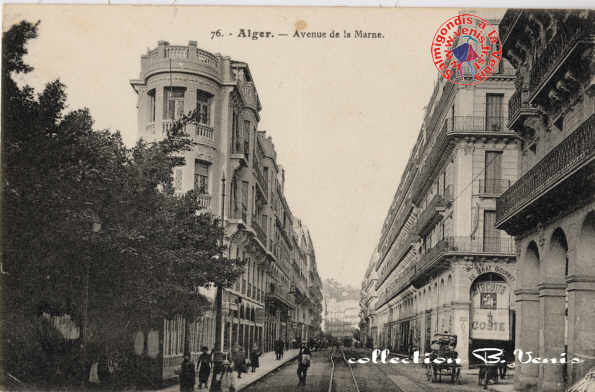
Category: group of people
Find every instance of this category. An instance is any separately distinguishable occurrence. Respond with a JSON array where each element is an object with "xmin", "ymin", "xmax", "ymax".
[
  {"xmin": 177, "ymin": 344, "xmax": 262, "ymax": 392},
  {"xmin": 273, "ymin": 339, "xmax": 286, "ymax": 360}
]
